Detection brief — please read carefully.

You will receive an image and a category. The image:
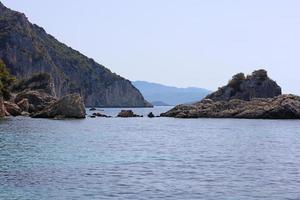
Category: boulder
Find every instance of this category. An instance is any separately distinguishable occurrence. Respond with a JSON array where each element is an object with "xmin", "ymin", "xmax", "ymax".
[
  {"xmin": 89, "ymin": 108, "xmax": 97, "ymax": 111},
  {"xmin": 161, "ymin": 94, "xmax": 300, "ymax": 119},
  {"xmin": 15, "ymin": 90, "xmax": 57, "ymax": 113},
  {"xmin": 117, "ymin": 110, "xmax": 142, "ymax": 117},
  {"xmin": 16, "ymin": 98, "xmax": 29, "ymax": 112},
  {"xmin": 92, "ymin": 112, "xmax": 111, "ymax": 118},
  {"xmin": 32, "ymin": 93, "xmax": 86, "ymax": 119},
  {"xmin": 4, "ymin": 101, "xmax": 22, "ymax": 116},
  {"xmin": 147, "ymin": 112, "xmax": 155, "ymax": 118}
]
